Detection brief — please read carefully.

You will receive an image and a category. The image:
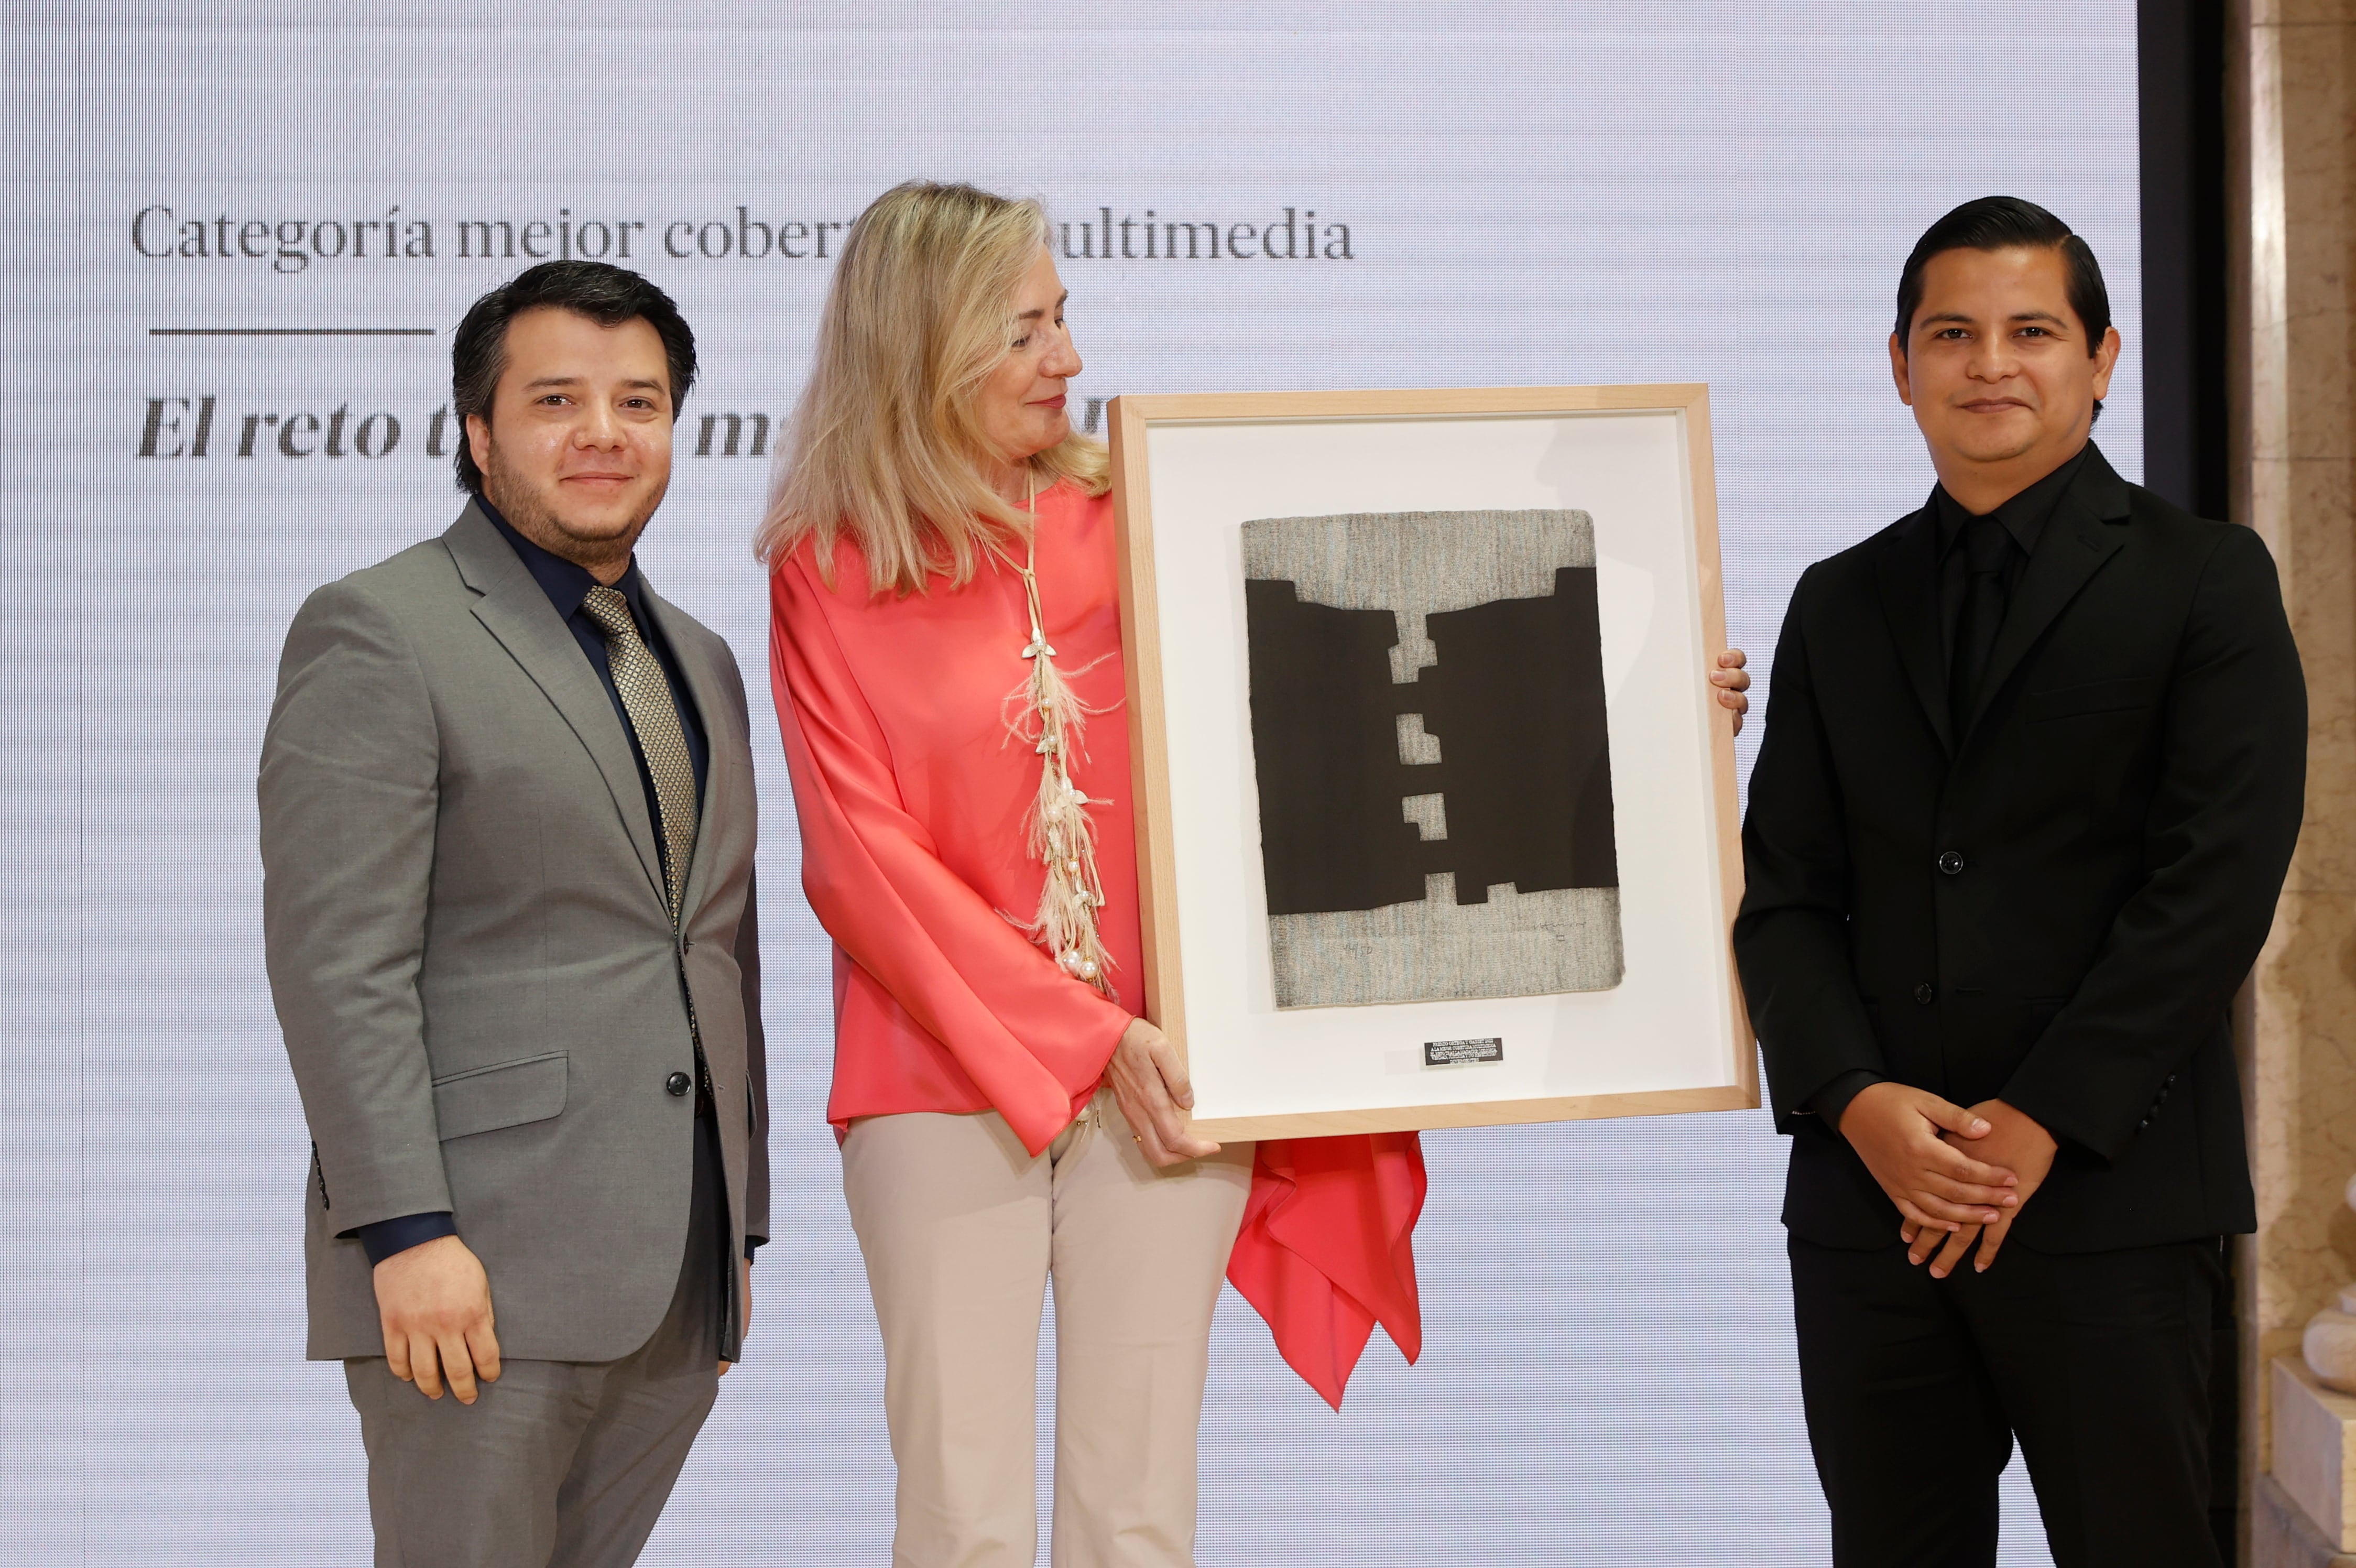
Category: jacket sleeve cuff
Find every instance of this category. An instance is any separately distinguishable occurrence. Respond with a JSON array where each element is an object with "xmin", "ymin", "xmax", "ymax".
[
  {"xmin": 1995, "ymin": 1080, "xmax": 2120, "ymax": 1165},
  {"xmin": 1804, "ymin": 1070, "xmax": 1883, "ymax": 1134},
  {"xmin": 745, "ymin": 1234, "xmax": 765, "ymax": 1260},
  {"xmin": 346, "ymin": 1211, "xmax": 457, "ymax": 1266}
]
